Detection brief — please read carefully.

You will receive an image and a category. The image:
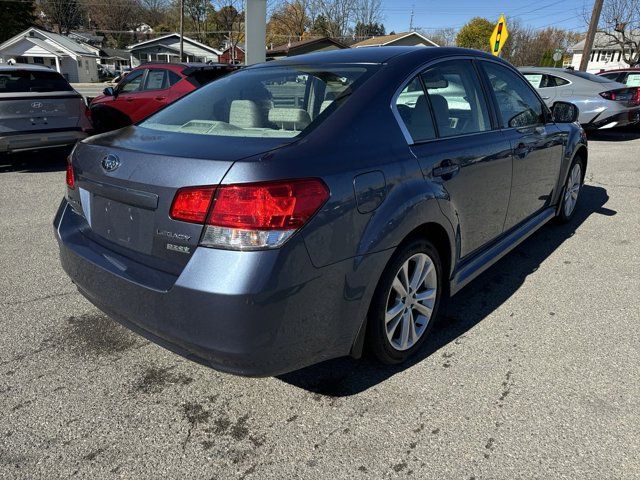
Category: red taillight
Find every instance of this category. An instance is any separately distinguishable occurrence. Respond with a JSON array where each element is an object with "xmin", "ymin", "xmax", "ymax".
[
  {"xmin": 207, "ymin": 179, "xmax": 329, "ymax": 230},
  {"xmin": 170, "ymin": 186, "xmax": 215, "ymax": 223},
  {"xmin": 169, "ymin": 179, "xmax": 329, "ymax": 250},
  {"xmin": 66, "ymin": 158, "xmax": 75, "ymax": 189},
  {"xmin": 600, "ymin": 87, "xmax": 640, "ymax": 105},
  {"xmin": 600, "ymin": 90, "xmax": 617, "ymax": 101}
]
